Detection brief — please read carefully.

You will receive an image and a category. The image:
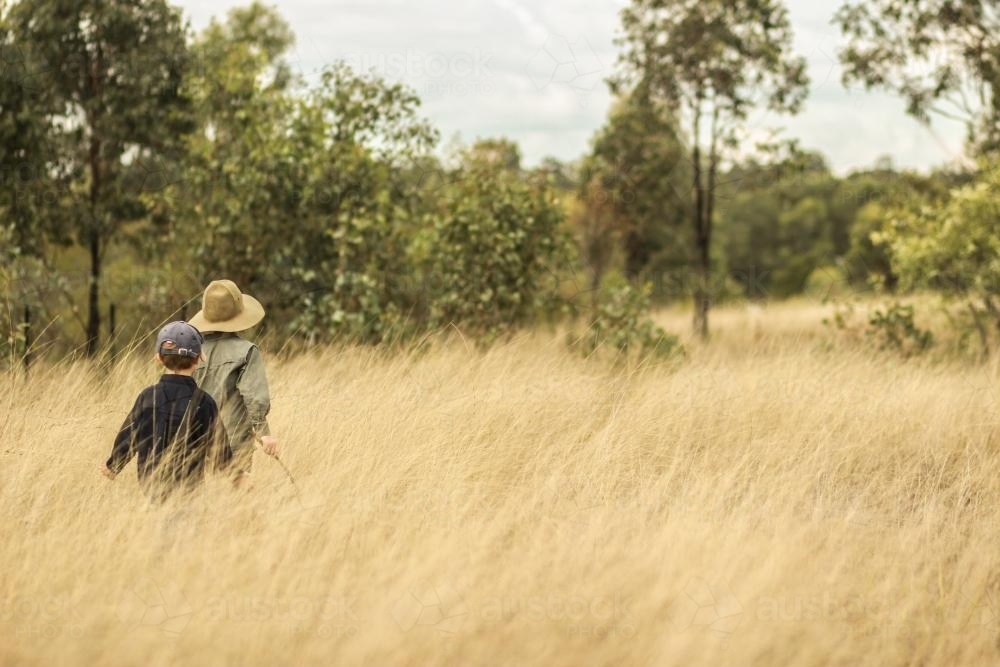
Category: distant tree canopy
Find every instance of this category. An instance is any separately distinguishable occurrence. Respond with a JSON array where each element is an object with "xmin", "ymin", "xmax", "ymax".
[
  {"xmin": 1, "ymin": 0, "xmax": 999, "ymax": 361},
  {"xmin": 8, "ymin": 0, "xmax": 194, "ymax": 354},
  {"xmin": 0, "ymin": 1, "xmax": 575, "ymax": 354},
  {"xmin": 579, "ymin": 91, "xmax": 689, "ymax": 287},
  {"xmin": 873, "ymin": 164, "xmax": 1000, "ymax": 346},
  {"xmin": 716, "ymin": 151, "xmax": 835, "ymax": 299},
  {"xmin": 611, "ymin": 0, "xmax": 810, "ymax": 338}
]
